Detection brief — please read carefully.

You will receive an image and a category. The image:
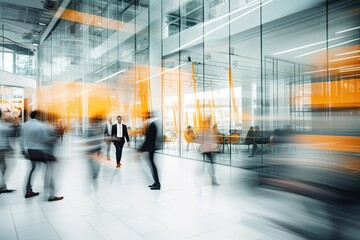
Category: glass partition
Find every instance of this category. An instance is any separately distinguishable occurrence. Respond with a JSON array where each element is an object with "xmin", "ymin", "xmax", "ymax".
[
  {"xmin": 0, "ymin": 25, "xmax": 36, "ymax": 76},
  {"xmin": 229, "ymin": 0, "xmax": 262, "ymax": 167},
  {"xmin": 37, "ymin": 0, "xmax": 359, "ymax": 168}
]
